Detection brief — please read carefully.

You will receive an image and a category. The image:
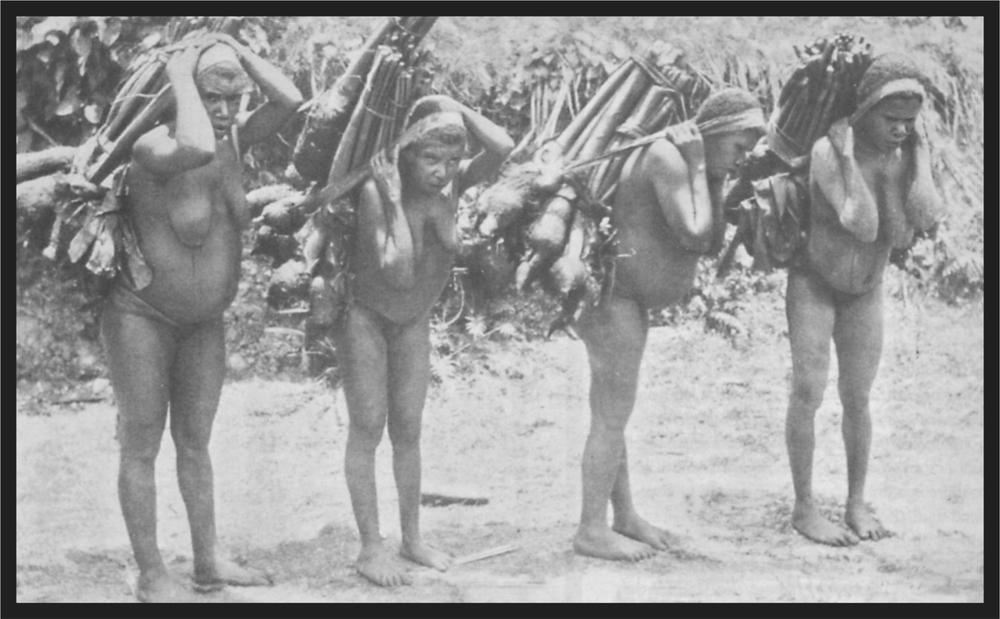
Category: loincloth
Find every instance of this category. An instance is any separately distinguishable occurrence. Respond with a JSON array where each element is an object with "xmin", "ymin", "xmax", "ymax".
[{"xmin": 106, "ymin": 284, "xmax": 184, "ymax": 330}]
